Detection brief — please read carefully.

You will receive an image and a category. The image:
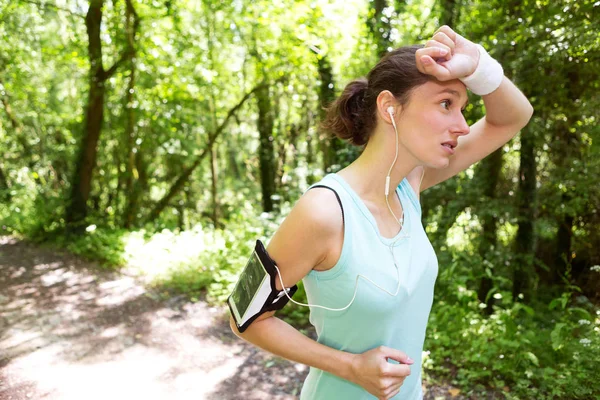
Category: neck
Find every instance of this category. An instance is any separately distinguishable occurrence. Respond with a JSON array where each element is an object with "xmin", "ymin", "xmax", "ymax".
[{"xmin": 337, "ymin": 126, "xmax": 419, "ymax": 207}]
